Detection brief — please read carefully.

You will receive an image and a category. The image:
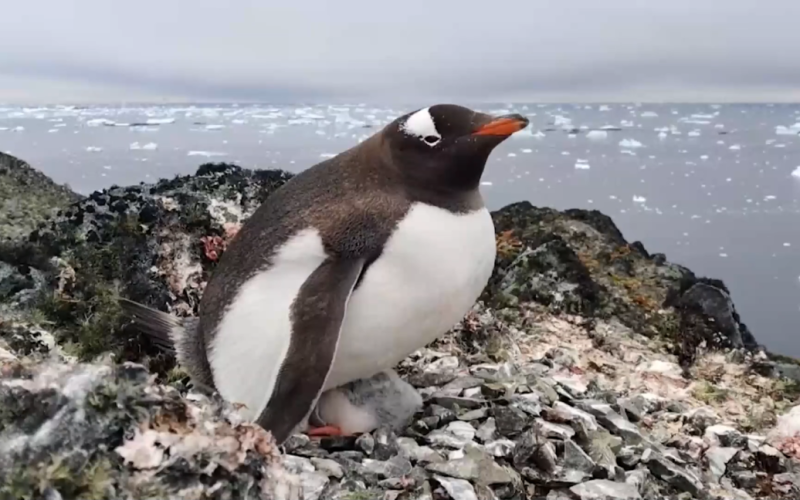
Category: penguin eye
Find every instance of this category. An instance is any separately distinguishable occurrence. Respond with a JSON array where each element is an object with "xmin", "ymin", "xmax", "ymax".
[{"xmin": 423, "ymin": 135, "xmax": 440, "ymax": 146}]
